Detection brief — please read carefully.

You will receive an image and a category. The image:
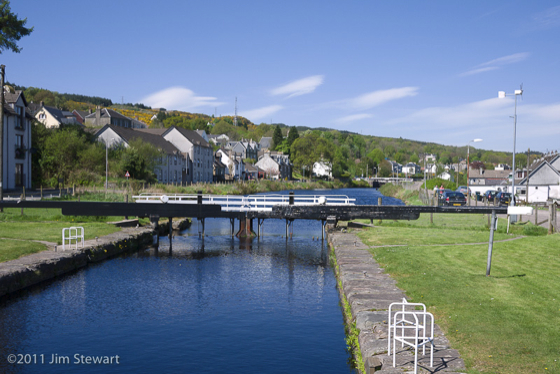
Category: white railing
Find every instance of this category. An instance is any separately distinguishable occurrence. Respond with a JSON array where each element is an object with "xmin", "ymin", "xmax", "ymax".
[
  {"xmin": 62, "ymin": 226, "xmax": 85, "ymax": 250},
  {"xmin": 132, "ymin": 193, "xmax": 355, "ymax": 212}
]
